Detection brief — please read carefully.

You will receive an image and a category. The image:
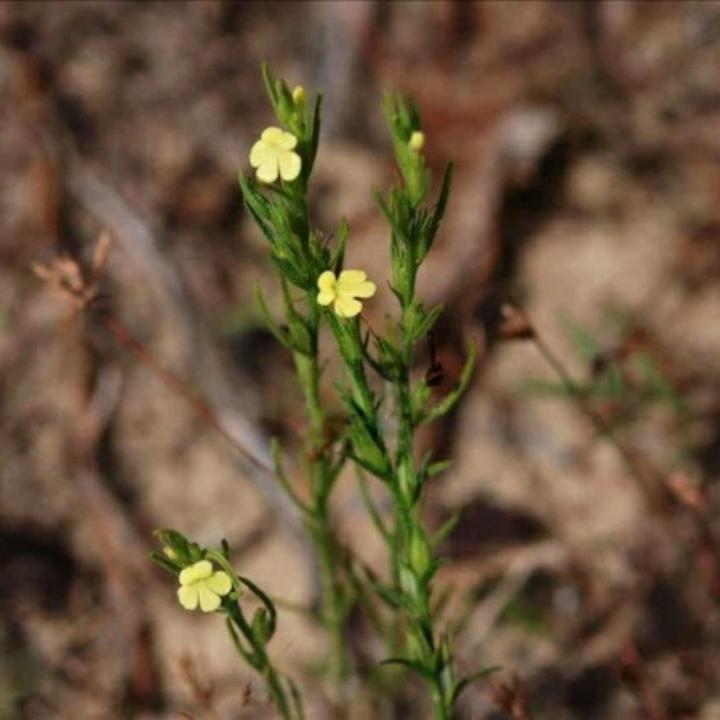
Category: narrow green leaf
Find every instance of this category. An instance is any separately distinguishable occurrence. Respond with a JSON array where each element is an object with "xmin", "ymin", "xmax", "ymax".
[
  {"xmin": 357, "ymin": 469, "xmax": 391, "ymax": 542},
  {"xmin": 427, "ymin": 459, "xmax": 453, "ymax": 477},
  {"xmin": 254, "ymin": 283, "xmax": 293, "ymax": 352},
  {"xmin": 306, "ymin": 93, "xmax": 323, "ymax": 177},
  {"xmin": 329, "ymin": 217, "xmax": 349, "ymax": 273},
  {"xmin": 270, "ymin": 438, "xmax": 310, "ymax": 515},
  {"xmin": 431, "ymin": 510, "xmax": 461, "ymax": 549},
  {"xmin": 451, "ymin": 666, "xmax": 501, "ymax": 705},
  {"xmin": 409, "ymin": 302, "xmax": 444, "ymax": 344},
  {"xmin": 379, "ymin": 657, "xmax": 435, "ymax": 681},
  {"xmin": 226, "ymin": 617, "xmax": 258, "ymax": 667},
  {"xmin": 149, "ymin": 551, "xmax": 179, "ymax": 576},
  {"xmin": 422, "ymin": 340, "xmax": 477, "ymax": 425},
  {"xmin": 238, "ymin": 574, "xmax": 278, "ymax": 637}
]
